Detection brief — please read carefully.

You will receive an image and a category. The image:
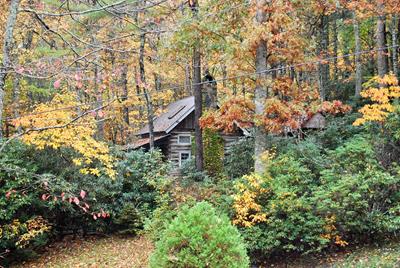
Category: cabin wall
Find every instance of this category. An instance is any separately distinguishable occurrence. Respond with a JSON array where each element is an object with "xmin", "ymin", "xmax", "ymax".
[
  {"xmin": 174, "ymin": 112, "xmax": 195, "ymax": 131},
  {"xmin": 166, "ymin": 130, "xmax": 243, "ymax": 174},
  {"xmin": 167, "ymin": 131, "xmax": 193, "ymax": 173},
  {"xmin": 221, "ymin": 134, "xmax": 242, "ymax": 155}
]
